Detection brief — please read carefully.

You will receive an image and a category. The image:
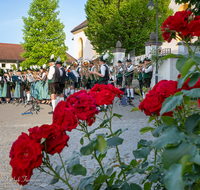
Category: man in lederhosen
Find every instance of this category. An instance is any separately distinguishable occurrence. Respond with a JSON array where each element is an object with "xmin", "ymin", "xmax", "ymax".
[
  {"xmin": 125, "ymin": 58, "xmax": 134, "ymax": 100},
  {"xmin": 56, "ymin": 56, "xmax": 65, "ymax": 103},
  {"xmin": 48, "ymin": 54, "xmax": 60, "ymax": 114},
  {"xmin": 143, "ymin": 58, "xmax": 153, "ymax": 88},
  {"xmin": 115, "ymin": 60, "xmax": 124, "ymax": 88}
]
